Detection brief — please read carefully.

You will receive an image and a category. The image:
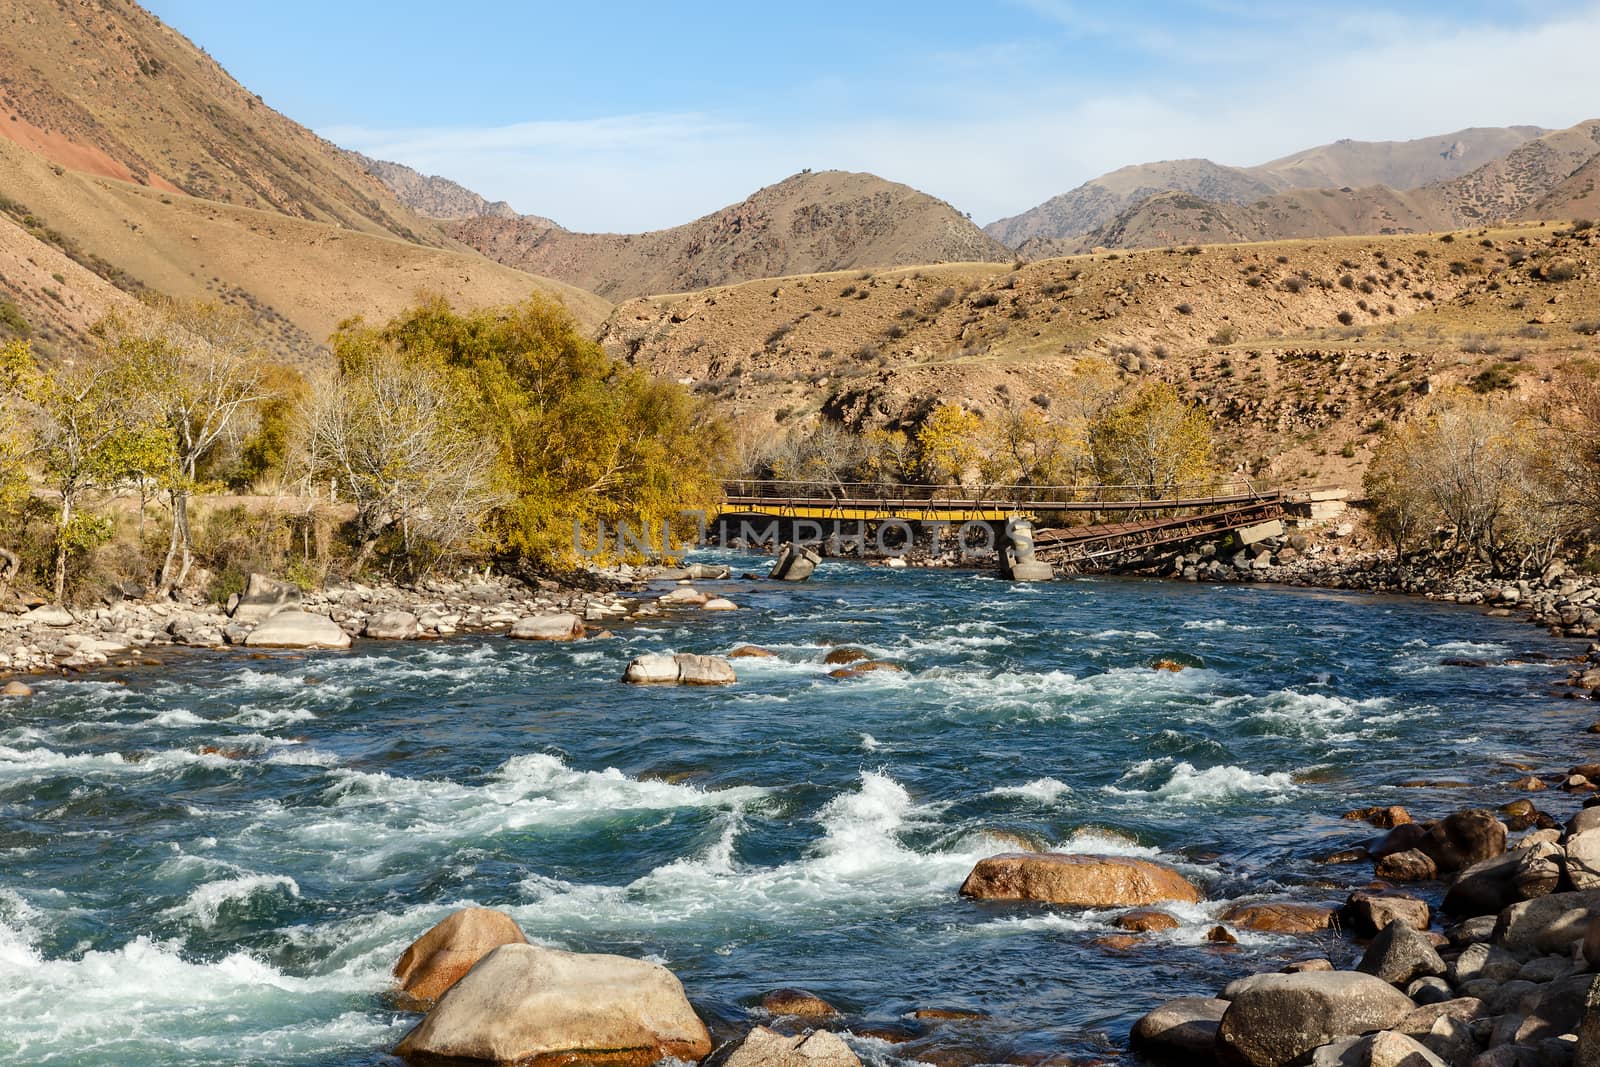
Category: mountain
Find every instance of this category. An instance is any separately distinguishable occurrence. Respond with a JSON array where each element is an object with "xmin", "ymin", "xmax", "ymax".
[
  {"xmin": 344, "ymin": 150, "xmax": 563, "ymax": 227},
  {"xmin": 987, "ymin": 126, "xmax": 1548, "ymax": 247},
  {"xmin": 0, "ymin": 0, "xmax": 607, "ymax": 359},
  {"xmin": 1062, "ymin": 121, "xmax": 1600, "ymax": 253},
  {"xmin": 1523, "ymin": 153, "xmax": 1600, "ymax": 221},
  {"xmin": 450, "ymin": 170, "xmax": 1014, "ymax": 301},
  {"xmin": 0, "ymin": 0, "xmax": 450, "ymax": 244}
]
